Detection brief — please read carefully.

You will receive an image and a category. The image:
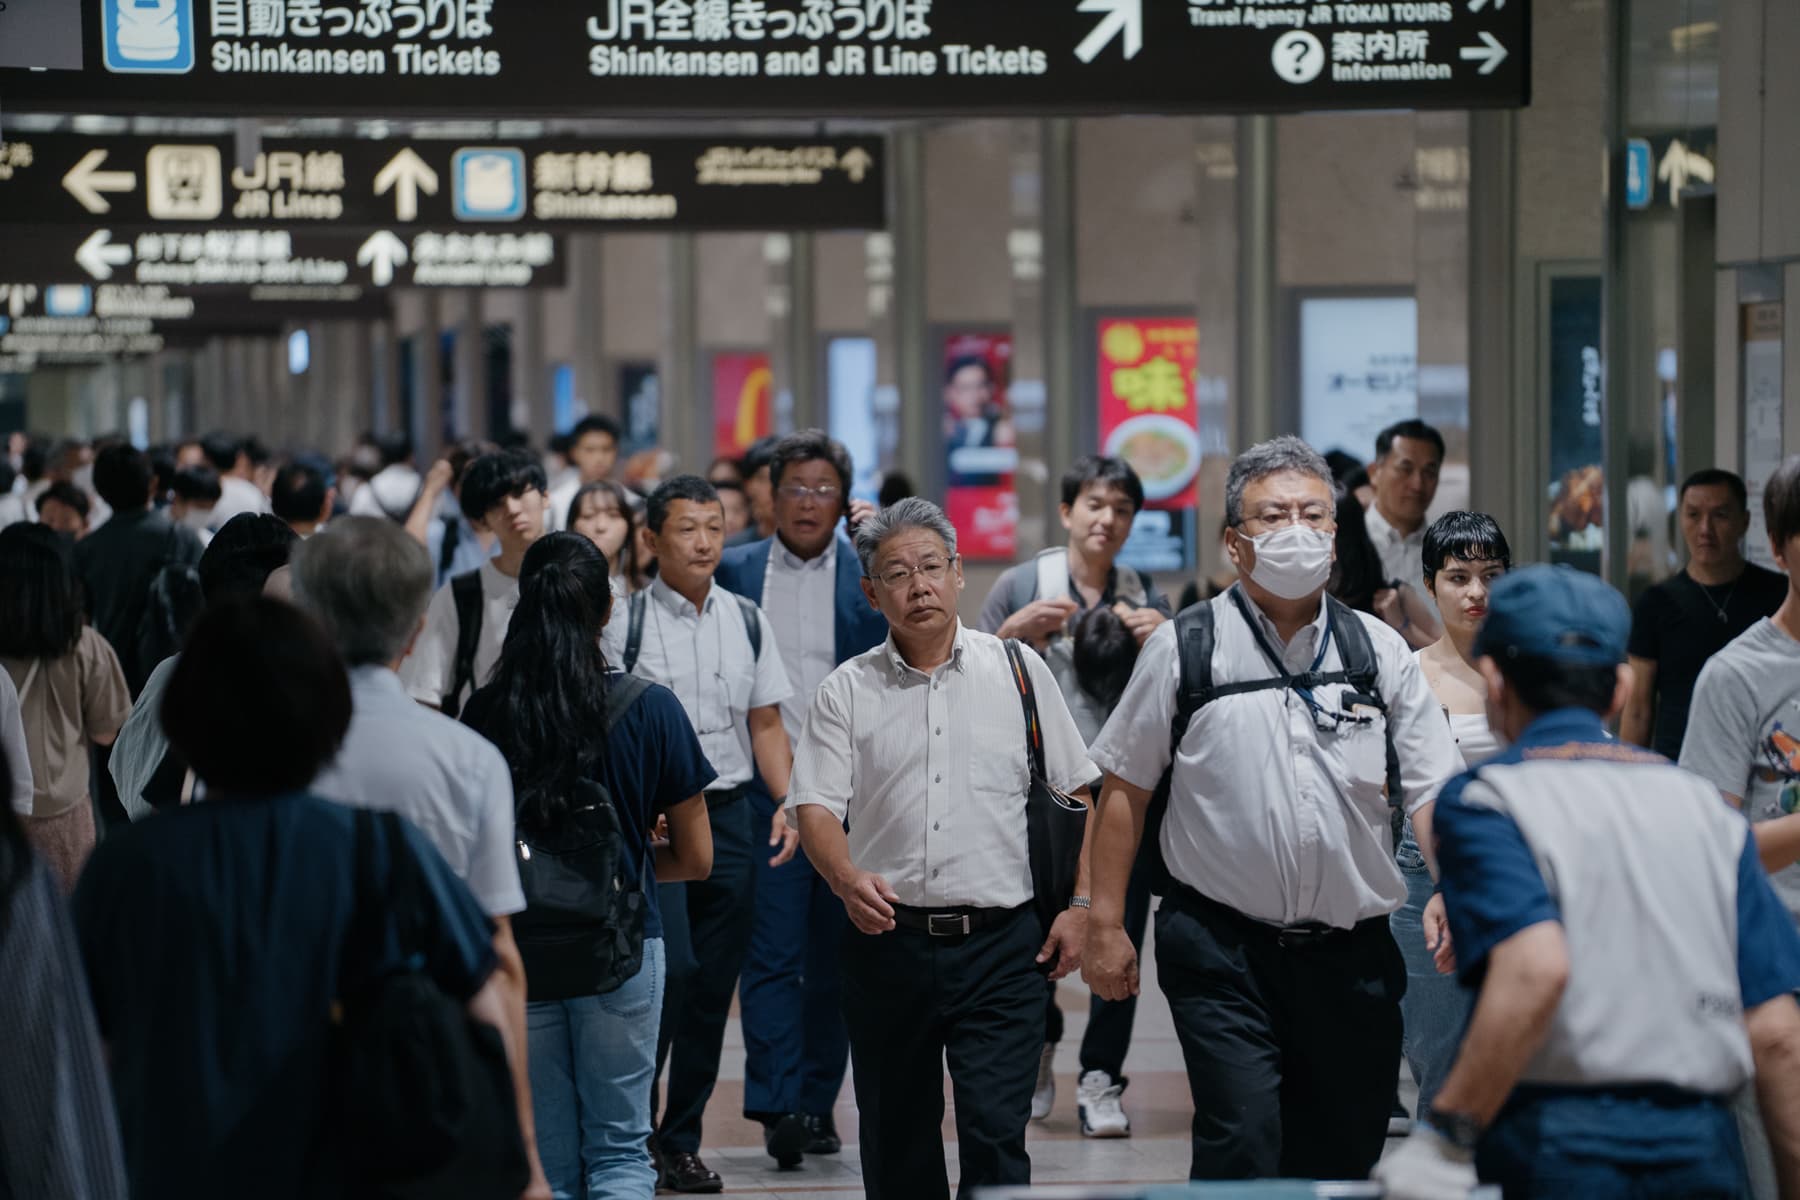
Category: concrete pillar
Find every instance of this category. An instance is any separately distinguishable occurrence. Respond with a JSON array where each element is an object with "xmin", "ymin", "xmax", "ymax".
[
  {"xmin": 660, "ymin": 234, "xmax": 699, "ymax": 471},
  {"xmin": 1235, "ymin": 116, "xmax": 1277, "ymax": 448},
  {"xmin": 1007, "ymin": 118, "xmax": 1054, "ymax": 559}
]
